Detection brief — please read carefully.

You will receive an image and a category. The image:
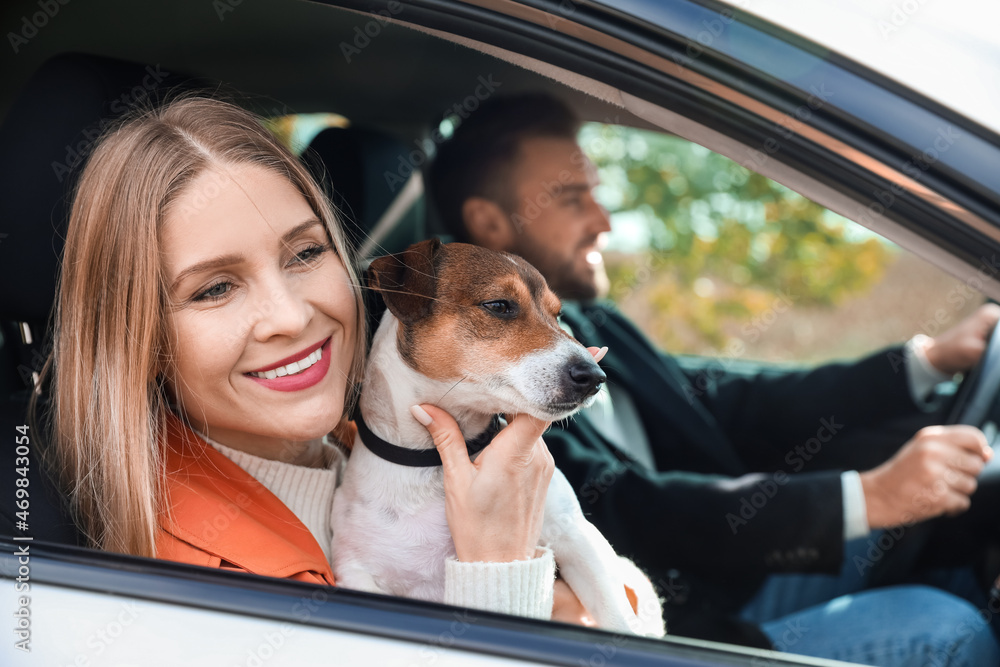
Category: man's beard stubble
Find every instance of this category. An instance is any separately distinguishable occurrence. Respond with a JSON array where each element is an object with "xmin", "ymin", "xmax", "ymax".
[{"xmin": 507, "ymin": 237, "xmax": 608, "ymax": 301}]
